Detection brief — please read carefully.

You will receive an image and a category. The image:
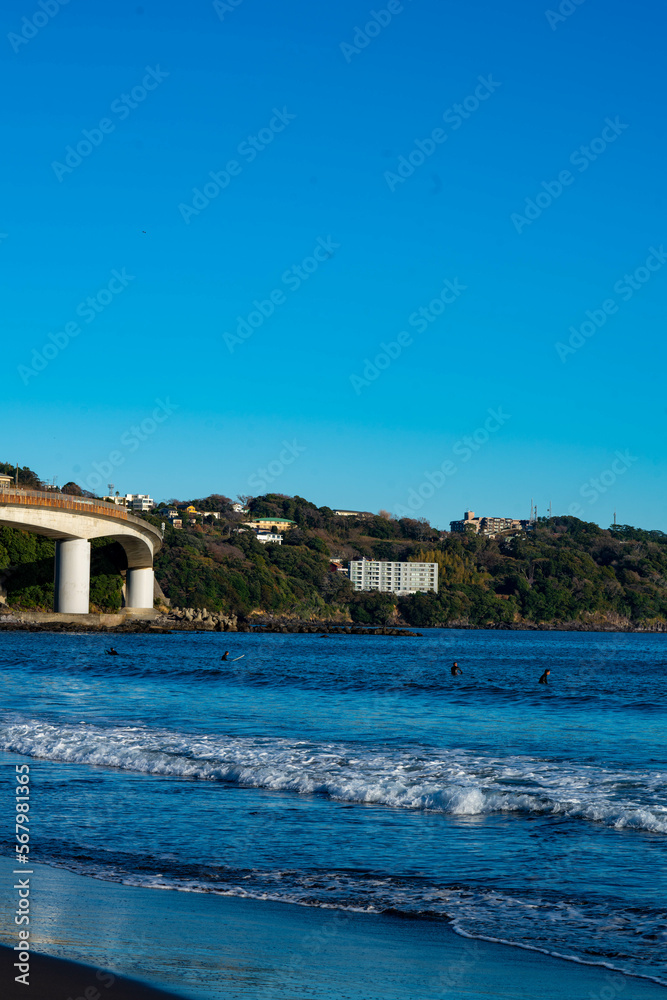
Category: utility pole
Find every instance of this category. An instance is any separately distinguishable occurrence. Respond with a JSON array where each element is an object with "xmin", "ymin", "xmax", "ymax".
[{"xmin": 15, "ymin": 462, "xmax": 18, "ymax": 487}]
